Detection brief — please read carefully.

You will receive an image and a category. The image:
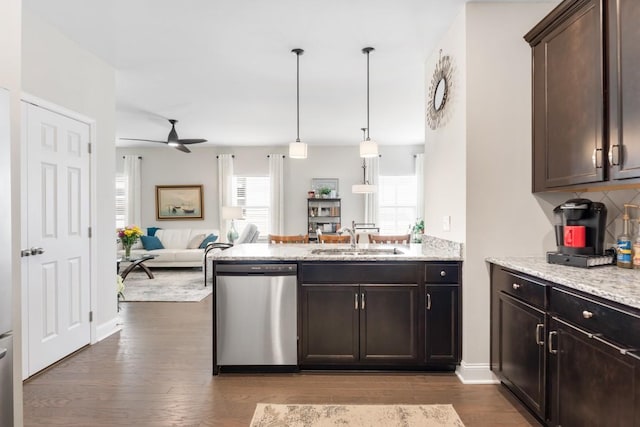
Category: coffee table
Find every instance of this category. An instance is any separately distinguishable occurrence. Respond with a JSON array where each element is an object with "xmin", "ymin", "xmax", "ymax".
[{"xmin": 117, "ymin": 254, "xmax": 157, "ymax": 280}]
